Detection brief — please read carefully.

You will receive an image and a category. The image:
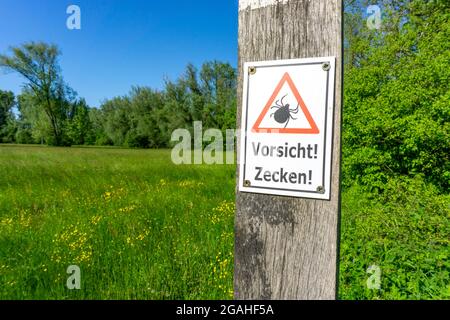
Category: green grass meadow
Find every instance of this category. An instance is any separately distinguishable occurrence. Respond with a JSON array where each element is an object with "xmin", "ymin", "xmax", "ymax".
[
  {"xmin": 0, "ymin": 145, "xmax": 234, "ymax": 299},
  {"xmin": 0, "ymin": 145, "xmax": 448, "ymax": 299}
]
